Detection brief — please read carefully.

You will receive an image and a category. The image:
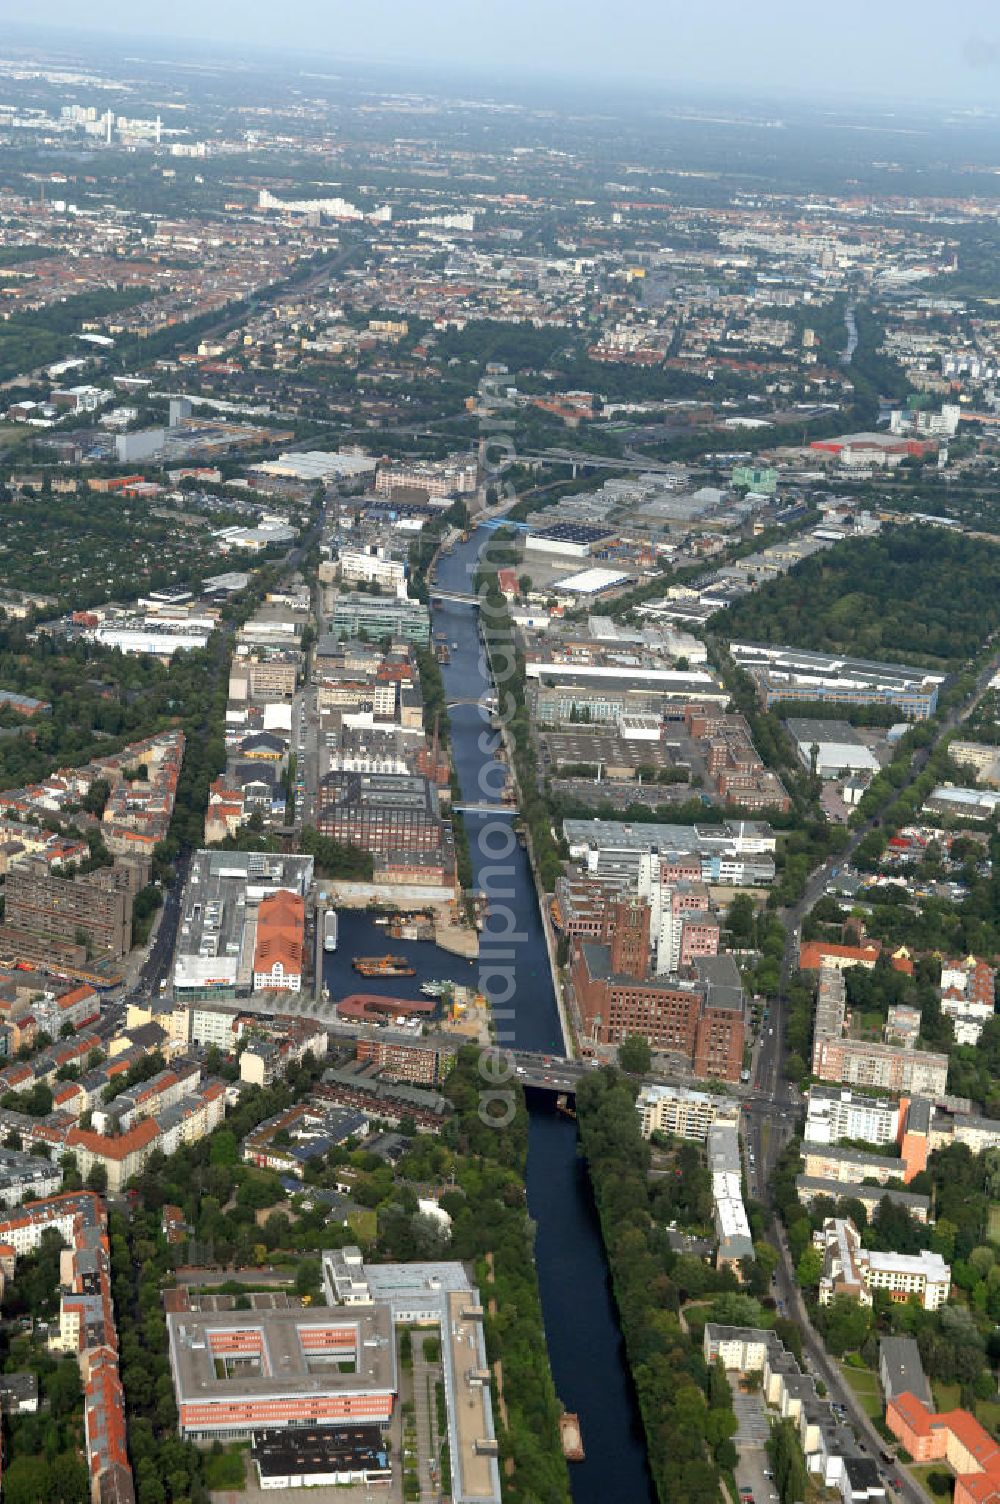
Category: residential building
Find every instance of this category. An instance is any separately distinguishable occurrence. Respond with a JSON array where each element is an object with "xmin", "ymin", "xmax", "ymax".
[
  {"xmin": 804, "ymin": 1087, "xmax": 901, "ymax": 1147},
  {"xmin": 0, "ymin": 1194, "xmax": 132, "ymax": 1503},
  {"xmin": 940, "ymin": 957, "xmax": 995, "ymax": 1046},
  {"xmin": 795, "ymin": 1177, "xmax": 930, "ymax": 1224},
  {"xmin": 354, "ymin": 1034, "xmax": 457, "ymax": 1087},
  {"xmin": 338, "ymin": 546, "xmax": 407, "ymax": 592},
  {"xmin": 708, "ymin": 1122, "xmax": 753, "ymax": 1270},
  {"xmin": 636, "ymin": 1083, "xmax": 739, "ymax": 1141},
  {"xmin": 1, "ymin": 855, "xmax": 138, "ymax": 961},
  {"xmin": 879, "ymin": 1337, "xmax": 932, "ymax": 1409},
  {"xmin": 810, "ymin": 959, "xmax": 947, "ymax": 1096},
  {"xmin": 816, "ymin": 1217, "xmax": 950, "ymax": 1311},
  {"xmin": 706, "ymin": 1324, "xmax": 884, "ymax": 1504}
]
